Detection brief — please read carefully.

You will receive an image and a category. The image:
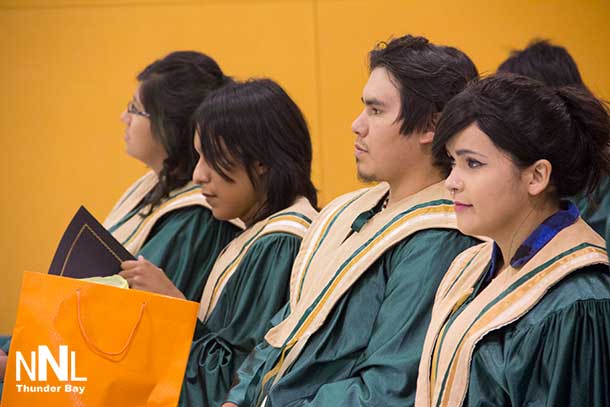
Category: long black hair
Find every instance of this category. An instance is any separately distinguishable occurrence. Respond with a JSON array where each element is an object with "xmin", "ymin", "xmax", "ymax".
[
  {"xmin": 433, "ymin": 73, "xmax": 610, "ymax": 198},
  {"xmin": 137, "ymin": 51, "xmax": 231, "ymax": 213},
  {"xmin": 194, "ymin": 78, "xmax": 317, "ymax": 223}
]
